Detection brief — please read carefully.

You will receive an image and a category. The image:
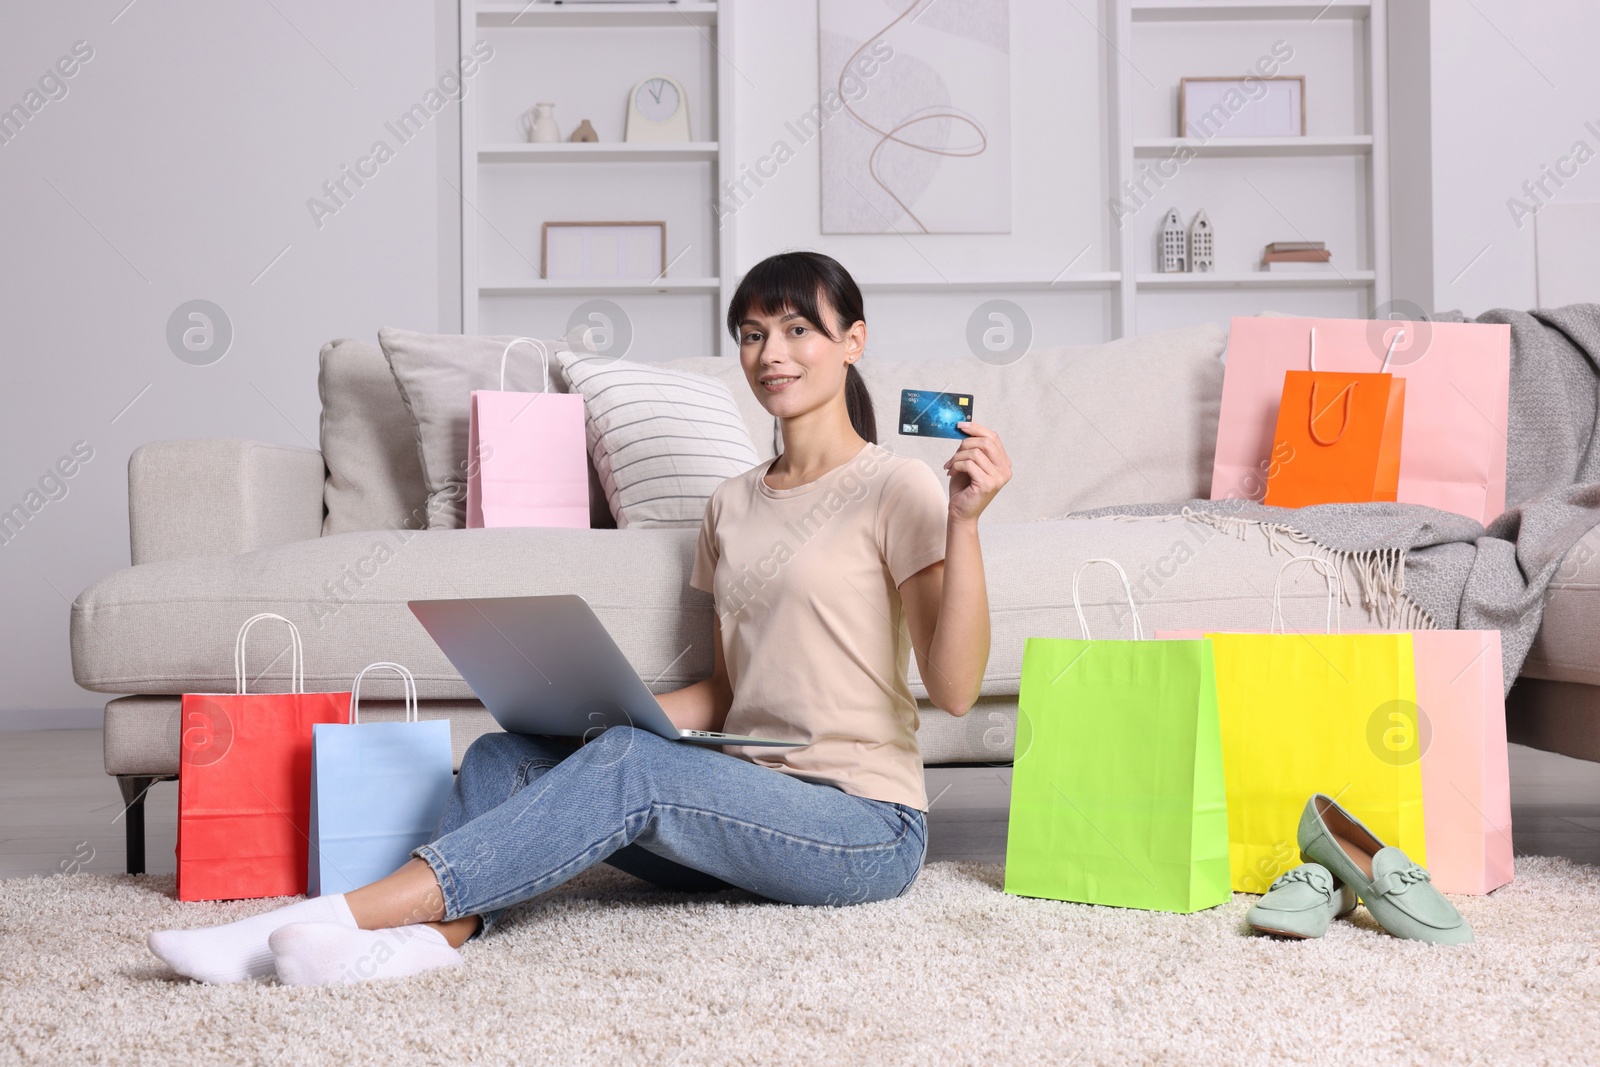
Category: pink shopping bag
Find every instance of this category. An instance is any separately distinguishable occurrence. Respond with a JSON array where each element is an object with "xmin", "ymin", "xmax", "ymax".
[
  {"xmin": 1160, "ymin": 559, "xmax": 1514, "ymax": 895},
  {"xmin": 466, "ymin": 337, "xmax": 590, "ymax": 529},
  {"xmin": 1211, "ymin": 316, "xmax": 1511, "ymax": 524},
  {"xmin": 1409, "ymin": 629, "xmax": 1513, "ymax": 895}
]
